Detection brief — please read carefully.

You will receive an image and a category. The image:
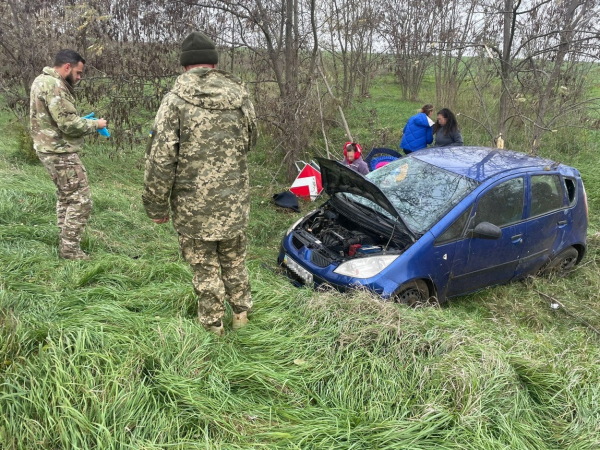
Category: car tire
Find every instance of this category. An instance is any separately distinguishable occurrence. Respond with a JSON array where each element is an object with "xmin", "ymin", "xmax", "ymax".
[
  {"xmin": 393, "ymin": 280, "xmax": 430, "ymax": 306},
  {"xmin": 540, "ymin": 247, "xmax": 579, "ymax": 276}
]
